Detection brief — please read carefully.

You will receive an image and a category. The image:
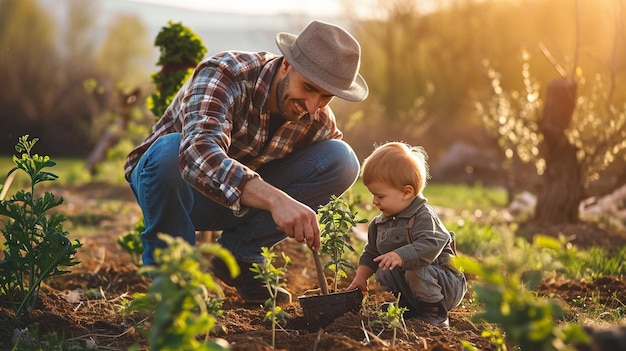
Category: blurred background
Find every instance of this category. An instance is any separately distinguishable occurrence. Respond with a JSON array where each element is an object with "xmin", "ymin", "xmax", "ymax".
[{"xmin": 1, "ymin": 0, "xmax": 625, "ymax": 218}]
